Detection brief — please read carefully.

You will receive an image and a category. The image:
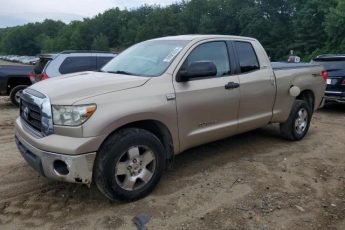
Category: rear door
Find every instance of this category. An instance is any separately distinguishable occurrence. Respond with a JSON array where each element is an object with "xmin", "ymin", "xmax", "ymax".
[
  {"xmin": 233, "ymin": 41, "xmax": 276, "ymax": 133},
  {"xmin": 173, "ymin": 40, "xmax": 240, "ymax": 151}
]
